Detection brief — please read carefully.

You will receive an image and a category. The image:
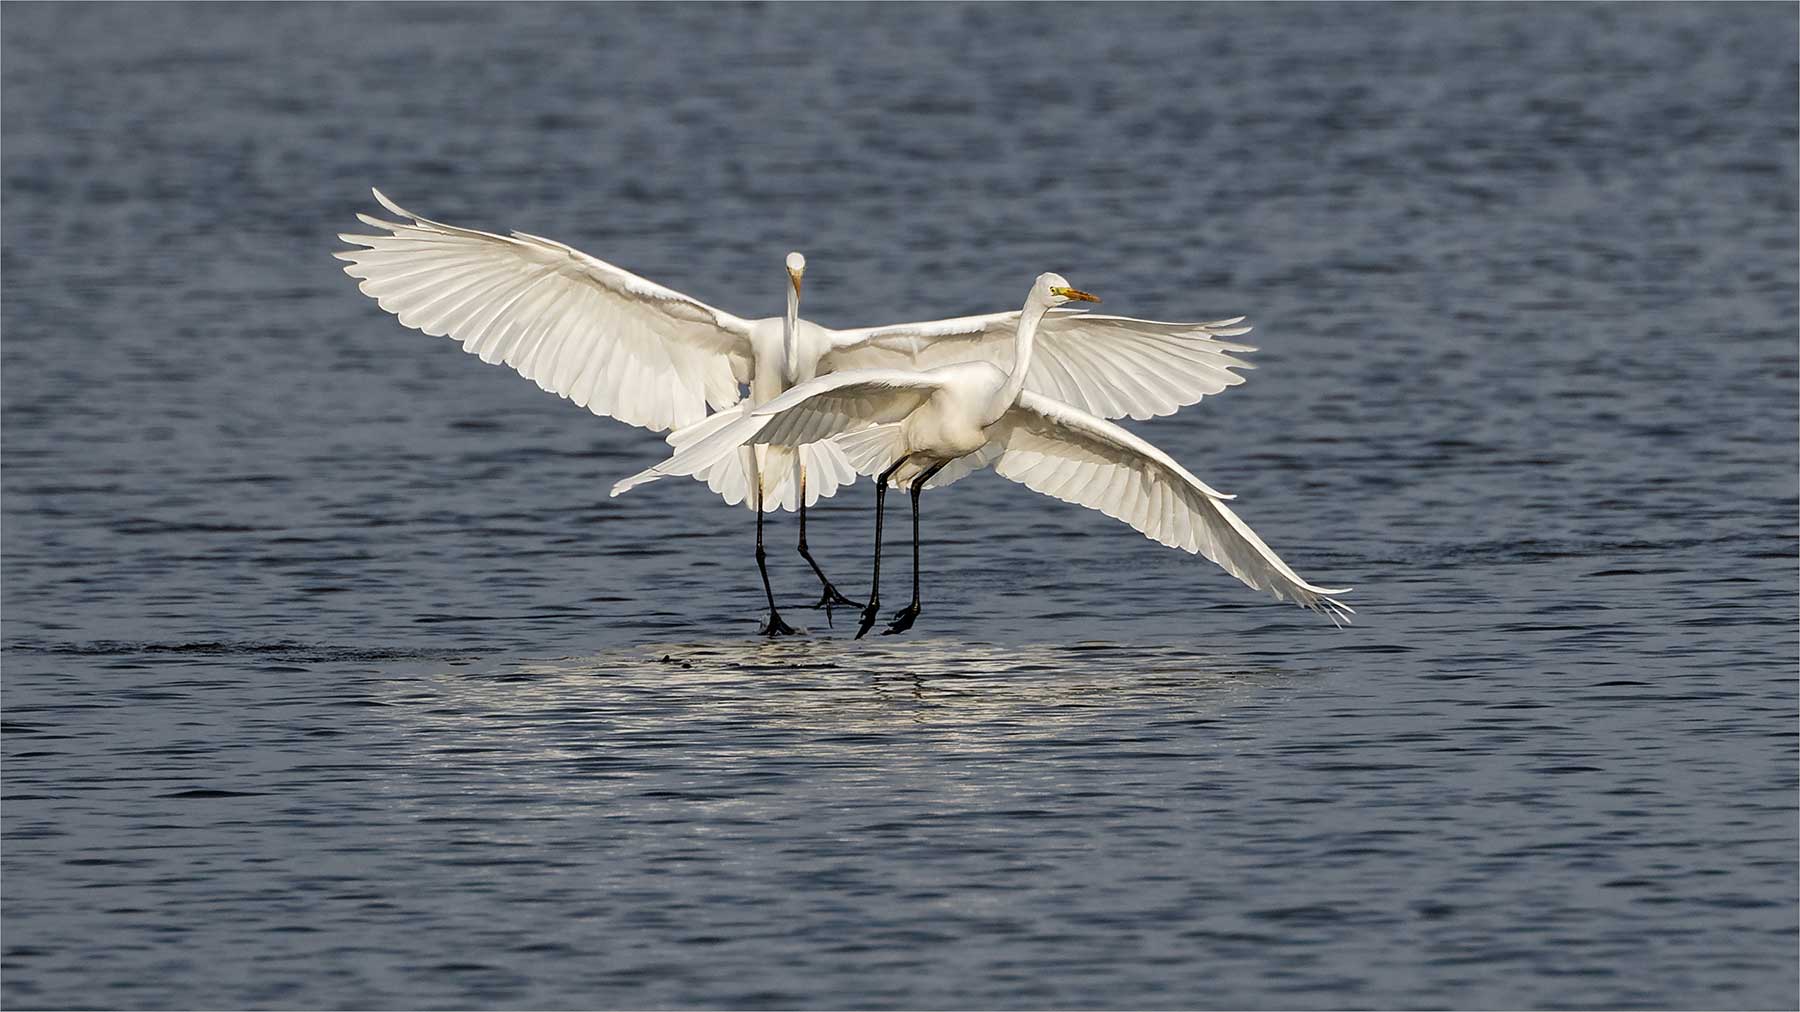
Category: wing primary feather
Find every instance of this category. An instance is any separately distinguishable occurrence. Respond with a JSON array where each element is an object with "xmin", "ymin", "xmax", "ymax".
[
  {"xmin": 991, "ymin": 393, "xmax": 1351, "ymax": 621},
  {"xmin": 341, "ymin": 190, "xmax": 757, "ymax": 433}
]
